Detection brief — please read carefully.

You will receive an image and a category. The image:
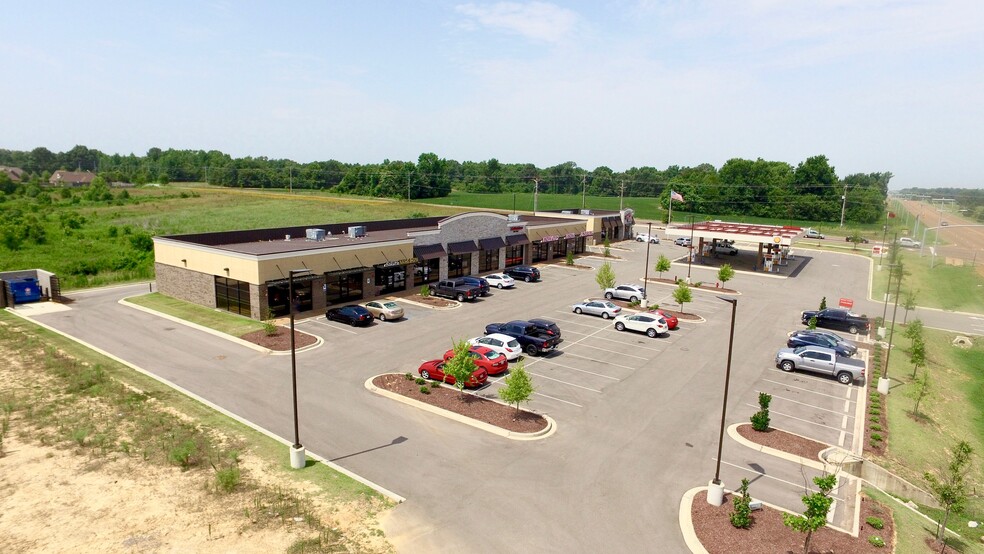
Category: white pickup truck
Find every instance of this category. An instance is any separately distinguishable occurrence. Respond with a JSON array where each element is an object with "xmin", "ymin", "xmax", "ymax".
[{"xmin": 775, "ymin": 346, "xmax": 865, "ymax": 385}]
